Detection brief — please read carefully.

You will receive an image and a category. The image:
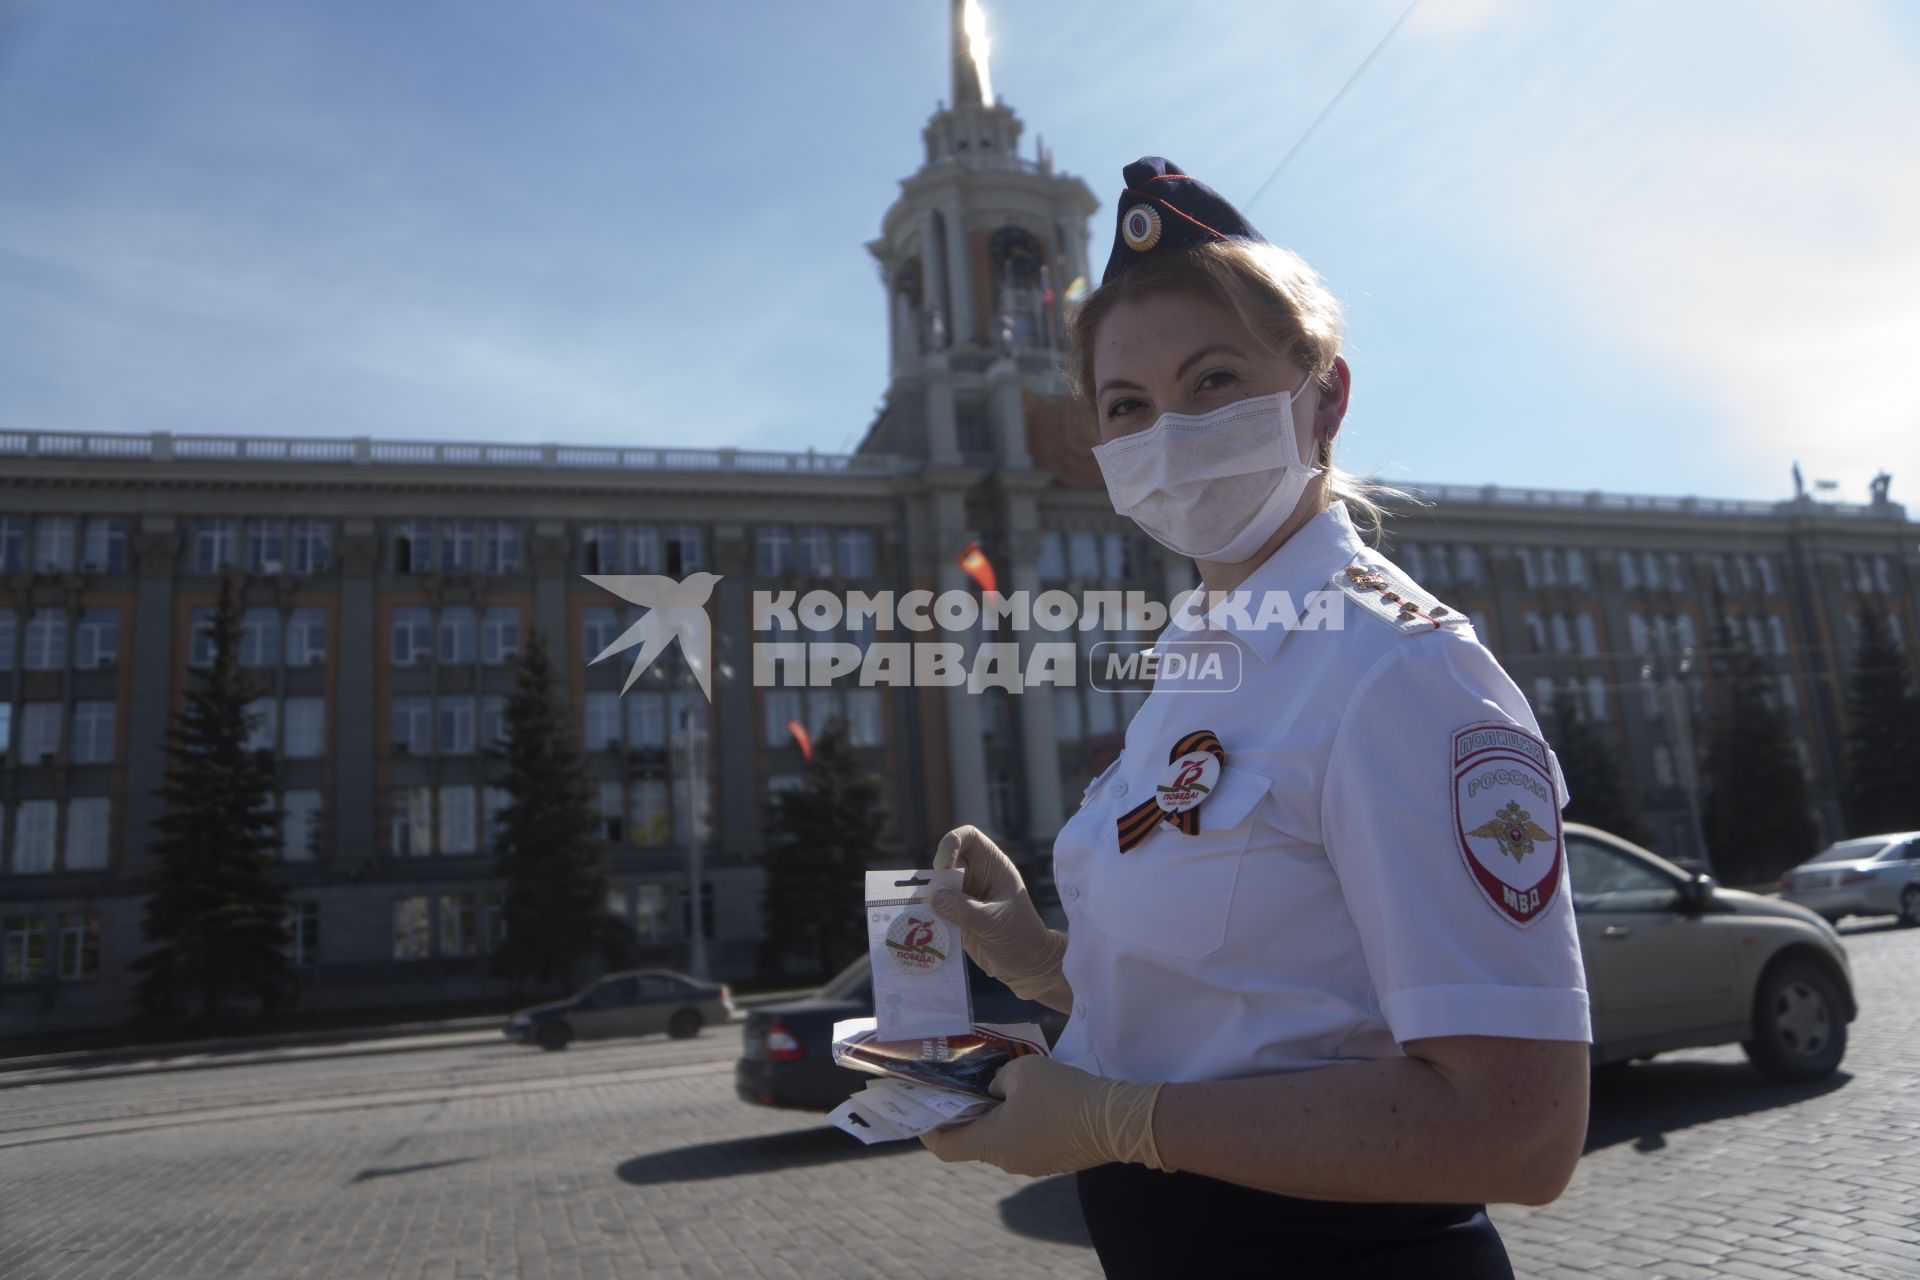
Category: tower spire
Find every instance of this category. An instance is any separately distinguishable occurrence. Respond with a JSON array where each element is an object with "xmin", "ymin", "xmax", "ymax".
[{"xmin": 951, "ymin": 0, "xmax": 993, "ymax": 108}]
